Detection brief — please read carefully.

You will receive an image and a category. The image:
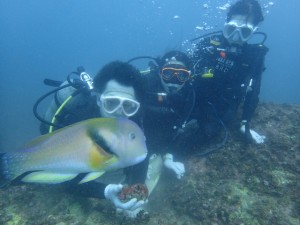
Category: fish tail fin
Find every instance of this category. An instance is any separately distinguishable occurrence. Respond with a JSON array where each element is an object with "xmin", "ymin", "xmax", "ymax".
[{"xmin": 0, "ymin": 153, "xmax": 10, "ymax": 188}]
